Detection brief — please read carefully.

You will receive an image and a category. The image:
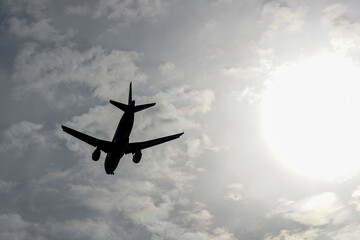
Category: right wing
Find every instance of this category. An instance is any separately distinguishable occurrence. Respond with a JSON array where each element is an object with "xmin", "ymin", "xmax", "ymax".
[
  {"xmin": 62, "ymin": 125, "xmax": 114, "ymax": 153},
  {"xmin": 125, "ymin": 132, "xmax": 184, "ymax": 154}
]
